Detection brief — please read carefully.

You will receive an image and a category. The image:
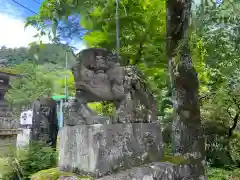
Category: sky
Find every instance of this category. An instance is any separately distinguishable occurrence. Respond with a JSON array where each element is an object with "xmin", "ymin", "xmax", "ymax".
[
  {"xmin": 0, "ymin": 0, "xmax": 86, "ymax": 51},
  {"xmin": 0, "ymin": 0, "xmax": 222, "ymax": 50}
]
